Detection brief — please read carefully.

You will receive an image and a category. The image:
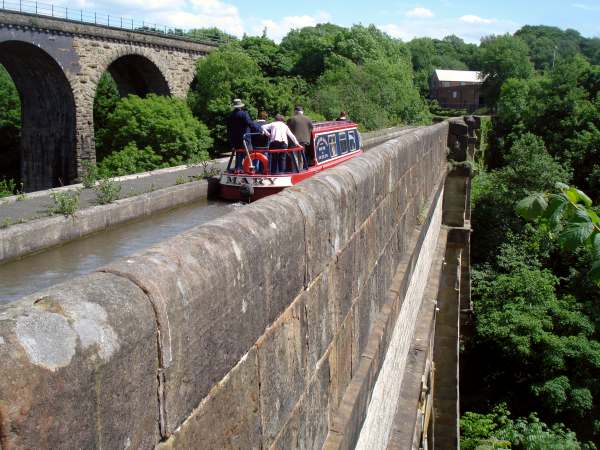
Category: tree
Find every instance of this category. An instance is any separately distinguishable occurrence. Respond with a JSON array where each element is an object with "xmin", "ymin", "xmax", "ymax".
[
  {"xmin": 188, "ymin": 45, "xmax": 303, "ymax": 148},
  {"xmin": 187, "ymin": 27, "xmax": 237, "ymax": 44},
  {"xmin": 471, "ymin": 133, "xmax": 570, "ymax": 262},
  {"xmin": 311, "ymin": 54, "xmax": 430, "ymax": 129},
  {"xmin": 494, "ymin": 55, "xmax": 600, "ymax": 198},
  {"xmin": 407, "ymin": 35, "xmax": 479, "ymax": 96},
  {"xmin": 515, "ymin": 25, "xmax": 583, "ymax": 69},
  {"xmin": 517, "ymin": 184, "xmax": 600, "ymax": 285},
  {"xmin": 239, "ymin": 35, "xmax": 292, "ymax": 77},
  {"xmin": 581, "ymin": 37, "xmax": 600, "ymax": 65},
  {"xmin": 279, "ymin": 23, "xmax": 345, "ymax": 81},
  {"xmin": 479, "ymin": 34, "xmax": 534, "ymax": 108},
  {"xmin": 0, "ymin": 64, "xmax": 21, "ymax": 182},
  {"xmin": 93, "ymin": 72, "xmax": 120, "ymax": 160},
  {"xmin": 99, "ymin": 94, "xmax": 212, "ymax": 172},
  {"xmin": 462, "ymin": 405, "xmax": 582, "ymax": 450}
]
